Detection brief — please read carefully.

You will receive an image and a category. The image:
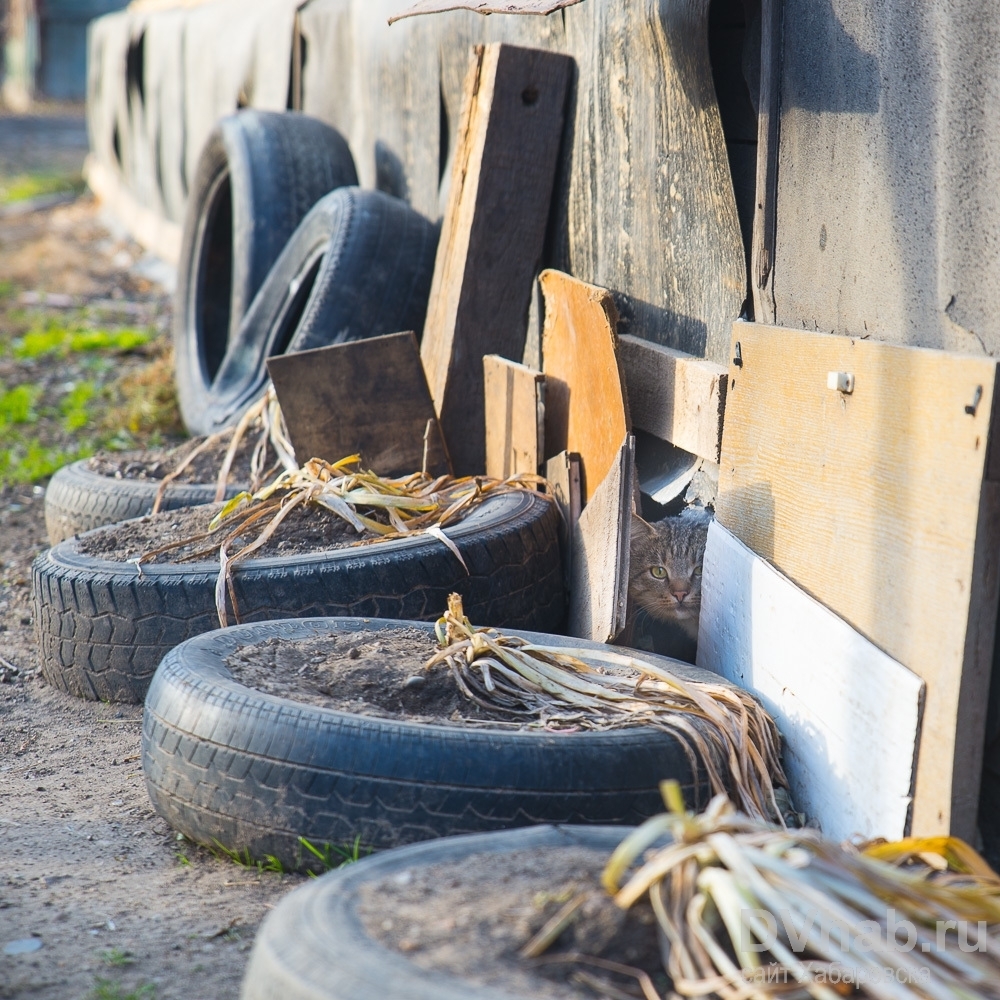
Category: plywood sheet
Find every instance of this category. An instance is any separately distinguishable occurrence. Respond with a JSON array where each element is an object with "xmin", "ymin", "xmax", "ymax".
[
  {"xmin": 618, "ymin": 334, "xmax": 727, "ymax": 462},
  {"xmin": 483, "ymin": 355, "xmax": 545, "ymax": 479},
  {"xmin": 541, "ymin": 270, "xmax": 630, "ymax": 503},
  {"xmin": 698, "ymin": 520, "xmax": 925, "ymax": 842},
  {"xmin": 420, "ymin": 42, "xmax": 572, "ymax": 475},
  {"xmin": 266, "ymin": 332, "xmax": 450, "ymax": 476},
  {"xmin": 567, "ymin": 434, "xmax": 633, "ymax": 643},
  {"xmin": 716, "ymin": 322, "xmax": 1000, "ymax": 838}
]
